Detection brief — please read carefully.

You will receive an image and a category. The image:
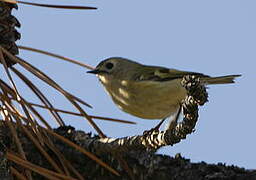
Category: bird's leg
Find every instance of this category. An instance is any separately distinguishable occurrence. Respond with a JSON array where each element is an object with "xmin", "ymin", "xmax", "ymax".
[
  {"xmin": 143, "ymin": 118, "xmax": 166, "ymax": 135},
  {"xmin": 153, "ymin": 118, "xmax": 166, "ymax": 131},
  {"xmin": 143, "ymin": 105, "xmax": 182, "ymax": 135},
  {"xmin": 167, "ymin": 105, "xmax": 182, "ymax": 131}
]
